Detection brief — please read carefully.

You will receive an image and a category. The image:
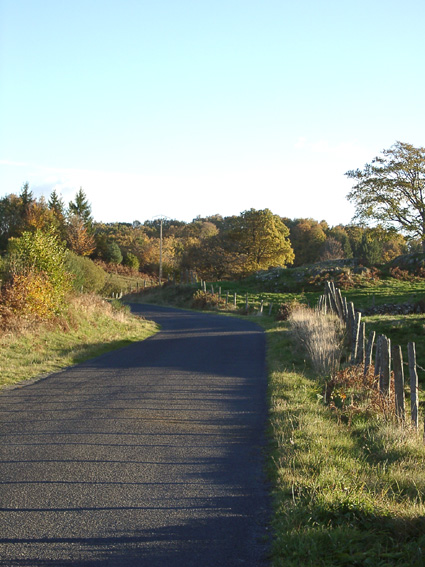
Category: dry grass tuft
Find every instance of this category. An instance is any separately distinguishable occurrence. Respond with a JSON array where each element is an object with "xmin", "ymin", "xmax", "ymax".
[{"xmin": 289, "ymin": 305, "xmax": 345, "ymax": 376}]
